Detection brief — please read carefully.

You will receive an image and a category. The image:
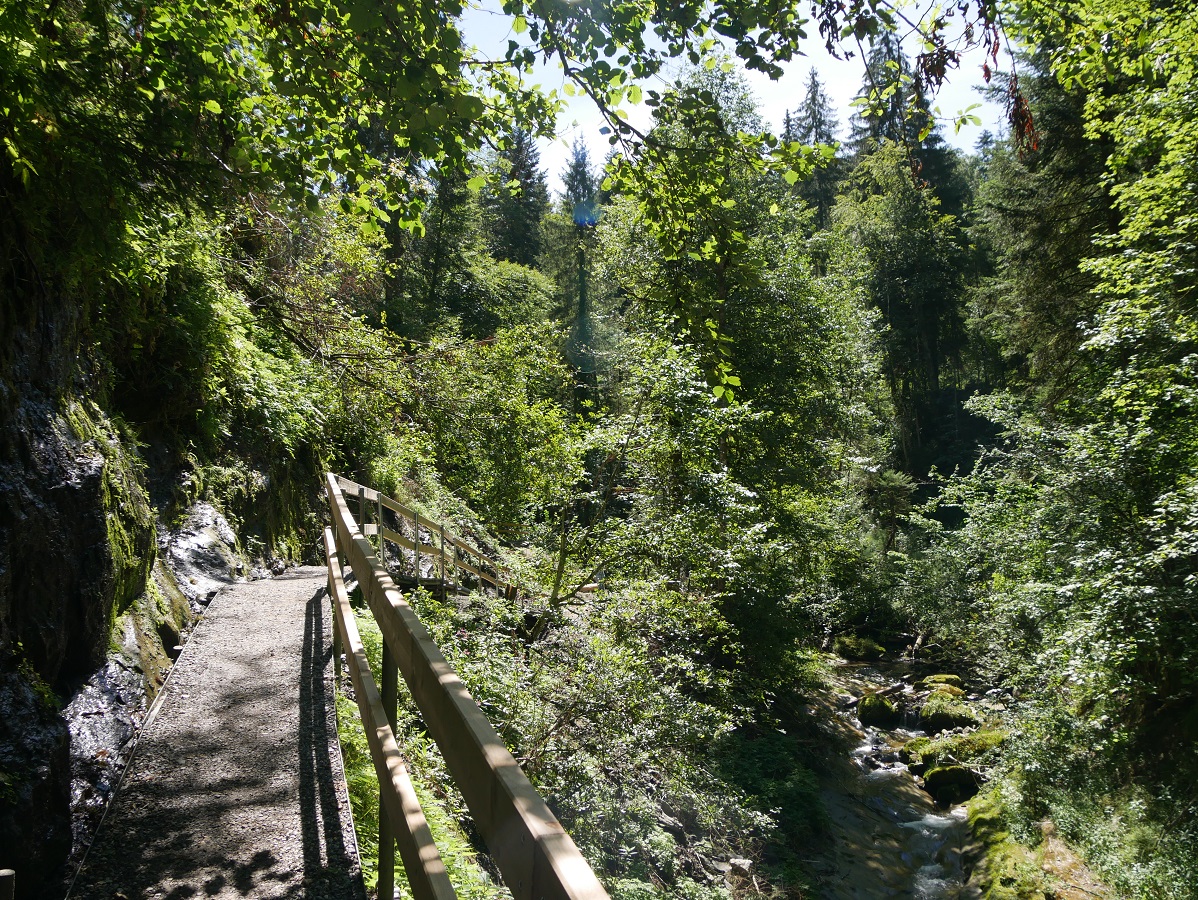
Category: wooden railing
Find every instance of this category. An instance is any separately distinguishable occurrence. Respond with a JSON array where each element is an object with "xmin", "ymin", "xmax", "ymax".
[
  {"xmin": 332, "ymin": 474, "xmax": 511, "ymax": 596},
  {"xmin": 322, "ymin": 473, "xmax": 609, "ymax": 900}
]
